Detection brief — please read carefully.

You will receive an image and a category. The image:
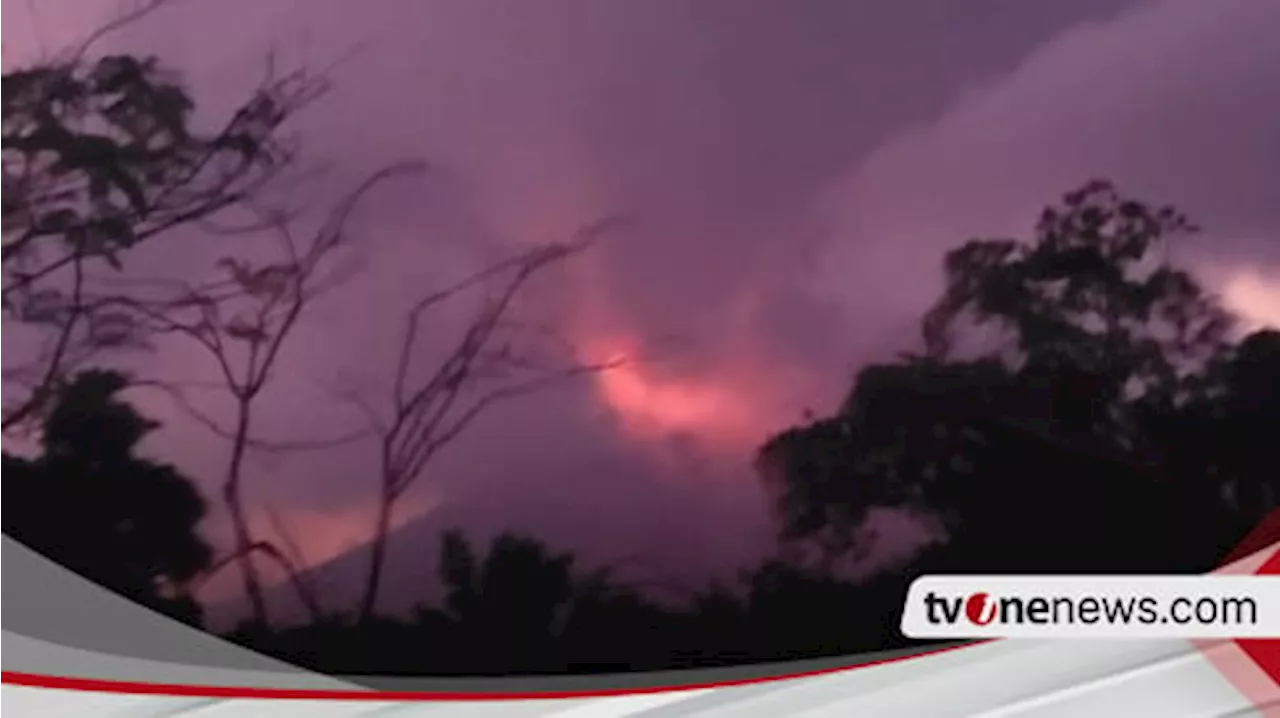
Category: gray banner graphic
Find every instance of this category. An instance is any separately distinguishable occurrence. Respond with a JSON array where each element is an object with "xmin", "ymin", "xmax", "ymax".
[{"xmin": 3, "ymin": 536, "xmax": 970, "ymax": 692}]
